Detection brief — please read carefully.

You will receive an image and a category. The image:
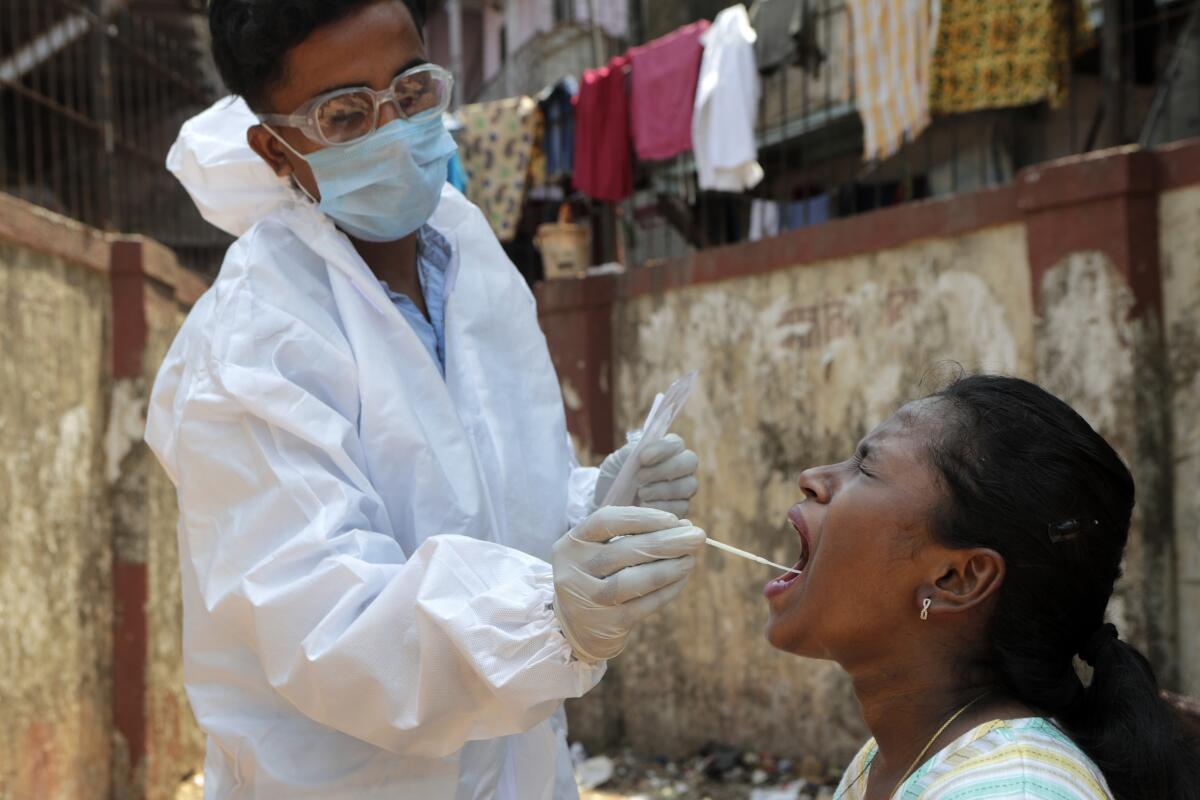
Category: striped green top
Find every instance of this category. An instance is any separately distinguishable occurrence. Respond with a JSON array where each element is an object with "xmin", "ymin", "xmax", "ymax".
[{"xmin": 834, "ymin": 717, "xmax": 1114, "ymax": 799}]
